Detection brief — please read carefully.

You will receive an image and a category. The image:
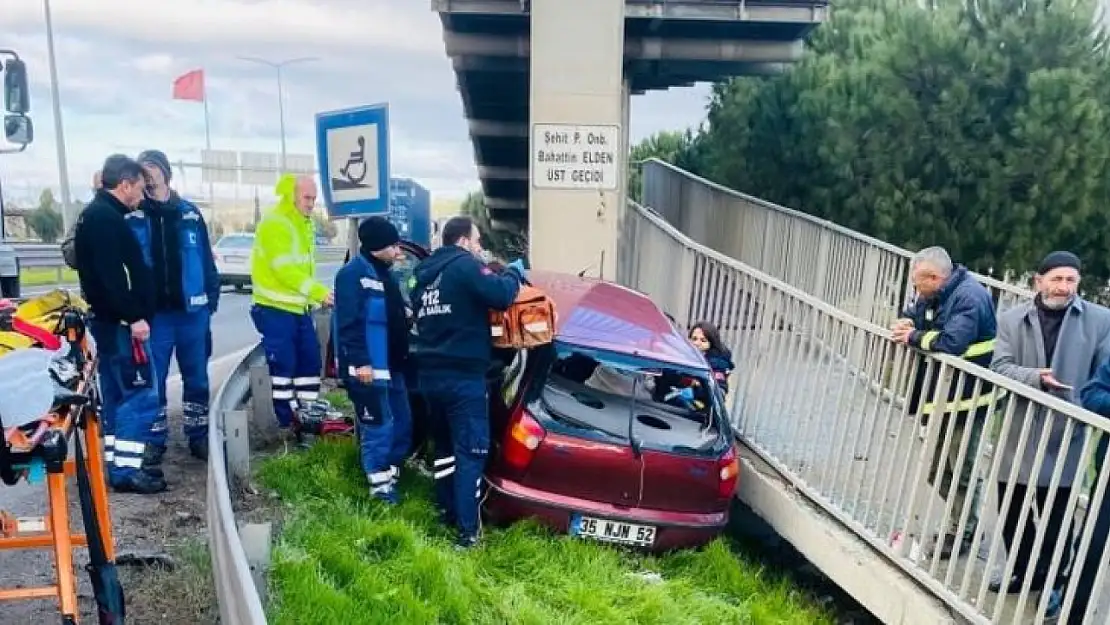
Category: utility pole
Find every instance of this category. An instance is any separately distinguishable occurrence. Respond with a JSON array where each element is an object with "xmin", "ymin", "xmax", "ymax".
[
  {"xmin": 43, "ymin": 0, "xmax": 74, "ymax": 231},
  {"xmin": 236, "ymin": 56, "xmax": 318, "ymax": 172}
]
